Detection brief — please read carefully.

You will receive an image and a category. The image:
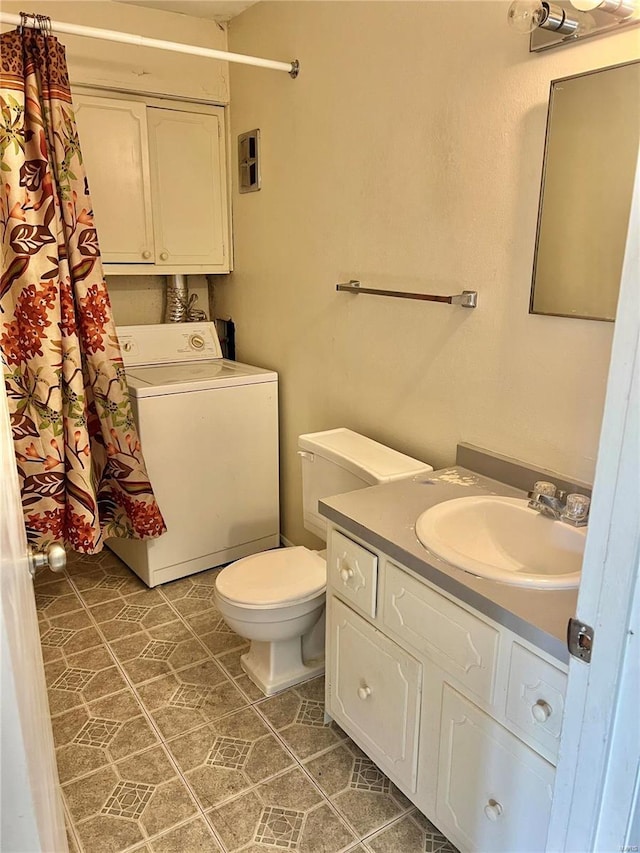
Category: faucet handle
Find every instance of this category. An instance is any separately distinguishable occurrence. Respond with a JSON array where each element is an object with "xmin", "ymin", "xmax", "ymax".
[
  {"xmin": 562, "ymin": 493, "xmax": 590, "ymax": 525},
  {"xmin": 533, "ymin": 481, "xmax": 557, "ymax": 498}
]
